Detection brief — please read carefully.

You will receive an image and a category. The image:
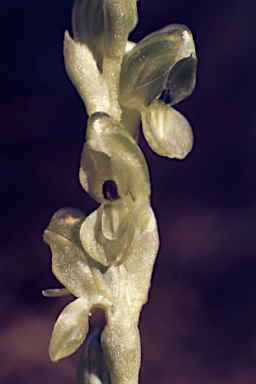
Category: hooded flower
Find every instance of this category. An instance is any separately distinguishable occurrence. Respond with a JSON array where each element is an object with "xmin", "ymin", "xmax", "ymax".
[{"xmin": 119, "ymin": 23, "xmax": 197, "ymax": 159}]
